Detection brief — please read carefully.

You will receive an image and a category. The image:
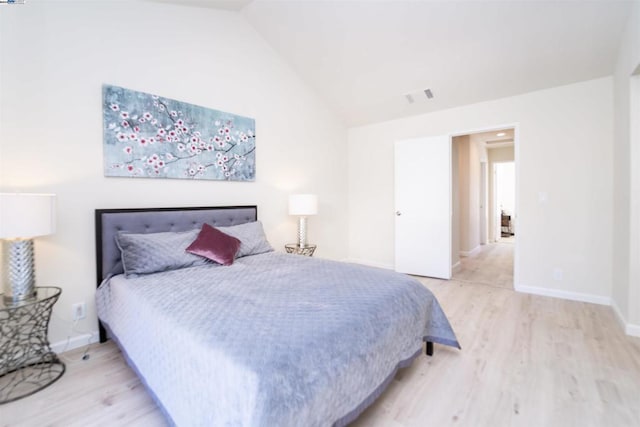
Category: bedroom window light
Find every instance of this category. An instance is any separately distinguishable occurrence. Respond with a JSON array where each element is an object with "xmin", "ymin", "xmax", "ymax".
[
  {"xmin": 288, "ymin": 194, "xmax": 318, "ymax": 248},
  {"xmin": 0, "ymin": 193, "xmax": 56, "ymax": 303}
]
